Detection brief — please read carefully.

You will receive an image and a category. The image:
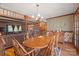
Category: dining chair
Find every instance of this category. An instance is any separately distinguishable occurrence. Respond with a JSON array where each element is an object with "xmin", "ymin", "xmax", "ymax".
[
  {"xmin": 45, "ymin": 35, "xmax": 56, "ymax": 56},
  {"xmin": 0, "ymin": 33, "xmax": 6, "ymax": 56},
  {"xmin": 53, "ymin": 32, "xmax": 63, "ymax": 56},
  {"xmin": 11, "ymin": 36, "xmax": 37, "ymax": 56},
  {"xmin": 38, "ymin": 35, "xmax": 56, "ymax": 56},
  {"xmin": 59, "ymin": 32, "xmax": 64, "ymax": 43},
  {"xmin": 23, "ymin": 33, "xmax": 29, "ymax": 40},
  {"xmin": 54, "ymin": 32, "xmax": 64, "ymax": 47}
]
